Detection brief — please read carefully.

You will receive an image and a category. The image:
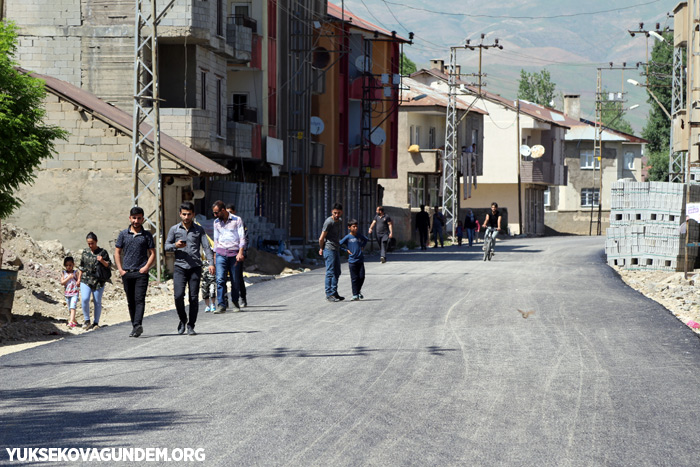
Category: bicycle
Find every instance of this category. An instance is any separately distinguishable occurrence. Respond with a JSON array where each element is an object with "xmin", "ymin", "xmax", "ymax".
[{"xmin": 483, "ymin": 226, "xmax": 498, "ymax": 261}]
